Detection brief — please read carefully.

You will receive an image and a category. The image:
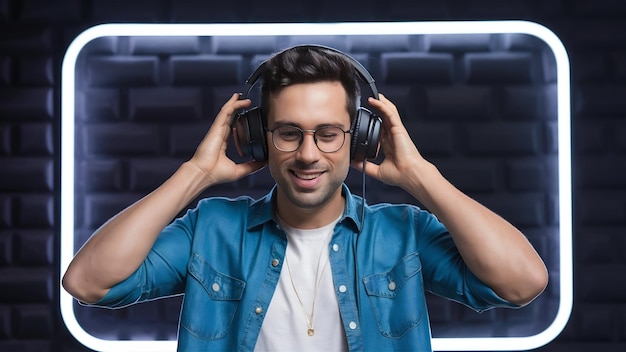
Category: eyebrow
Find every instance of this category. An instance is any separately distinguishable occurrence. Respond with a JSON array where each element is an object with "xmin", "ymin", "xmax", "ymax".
[{"xmin": 270, "ymin": 120, "xmax": 349, "ymax": 129}]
